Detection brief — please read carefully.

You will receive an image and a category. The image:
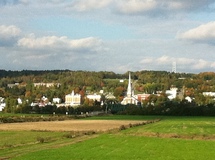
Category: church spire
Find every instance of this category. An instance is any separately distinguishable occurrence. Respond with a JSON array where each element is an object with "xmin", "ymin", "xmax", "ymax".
[{"xmin": 127, "ymin": 72, "xmax": 132, "ymax": 98}]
